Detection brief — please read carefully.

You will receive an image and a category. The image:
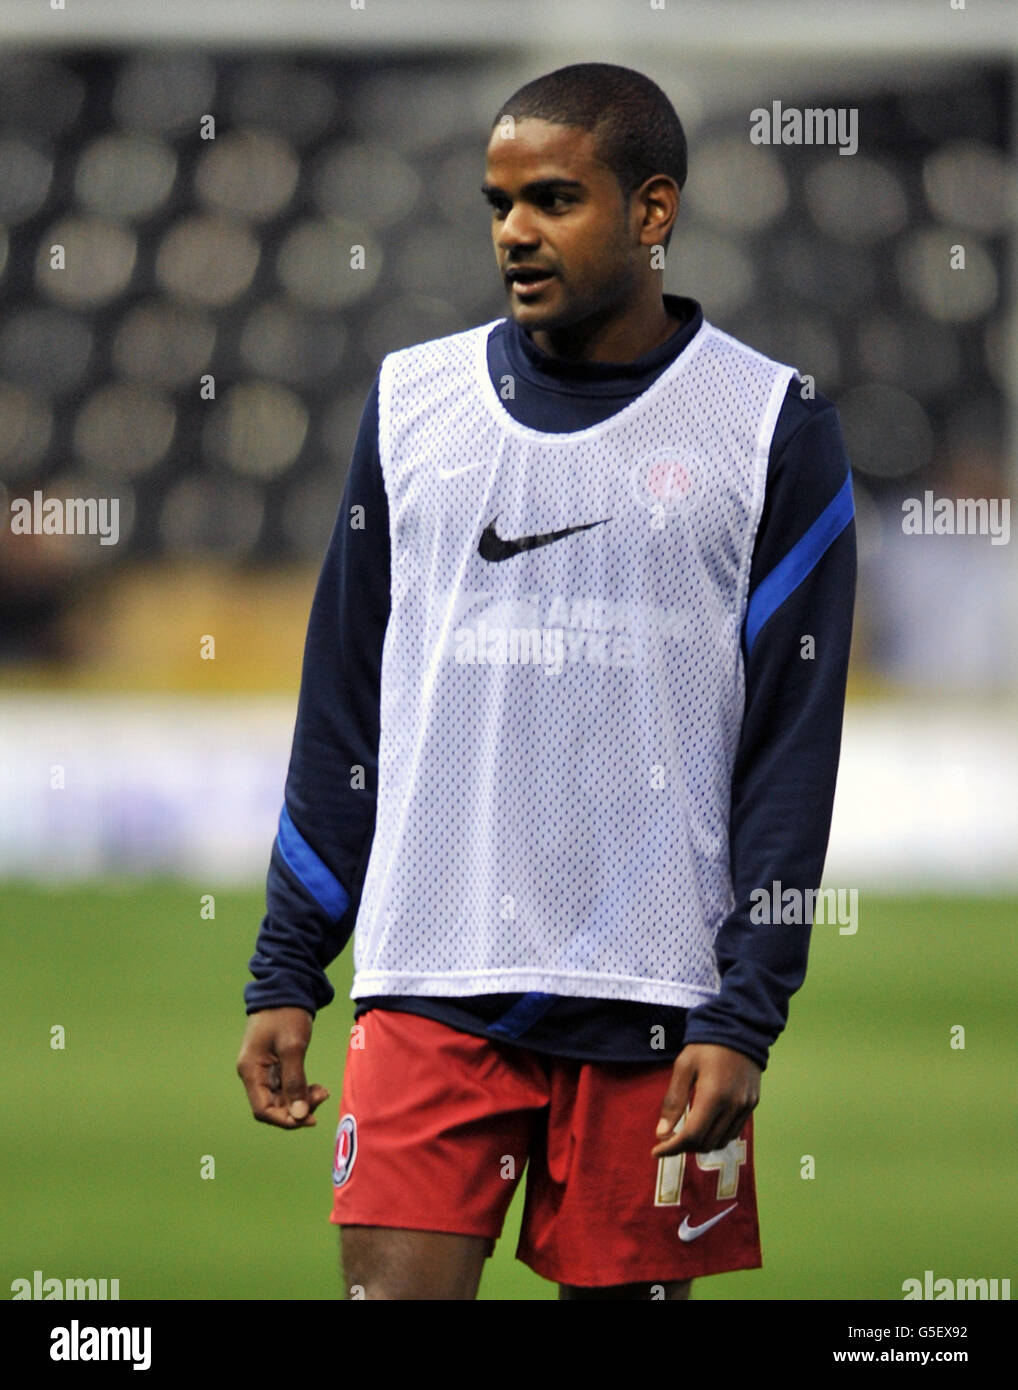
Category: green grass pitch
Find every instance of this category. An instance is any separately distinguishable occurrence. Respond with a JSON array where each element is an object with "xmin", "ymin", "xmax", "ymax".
[{"xmin": 3, "ymin": 884, "xmax": 1014, "ymax": 1301}]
